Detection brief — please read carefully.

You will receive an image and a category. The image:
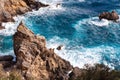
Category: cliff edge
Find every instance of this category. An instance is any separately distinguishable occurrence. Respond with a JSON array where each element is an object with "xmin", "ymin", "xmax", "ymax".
[
  {"xmin": 13, "ymin": 22, "xmax": 73, "ymax": 80},
  {"xmin": 0, "ymin": 0, "xmax": 48, "ymax": 29}
]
